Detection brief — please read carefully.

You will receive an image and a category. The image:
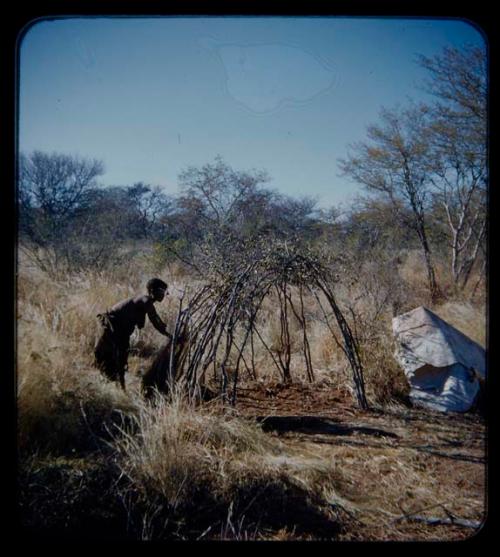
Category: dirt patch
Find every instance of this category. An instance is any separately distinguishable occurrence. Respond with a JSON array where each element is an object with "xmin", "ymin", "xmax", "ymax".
[
  {"xmin": 232, "ymin": 380, "xmax": 487, "ymax": 541},
  {"xmin": 234, "ymin": 380, "xmax": 360, "ymax": 419}
]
